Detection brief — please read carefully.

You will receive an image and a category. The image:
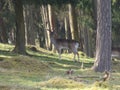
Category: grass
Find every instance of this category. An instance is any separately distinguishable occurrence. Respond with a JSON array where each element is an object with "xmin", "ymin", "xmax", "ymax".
[{"xmin": 0, "ymin": 43, "xmax": 120, "ymax": 90}]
